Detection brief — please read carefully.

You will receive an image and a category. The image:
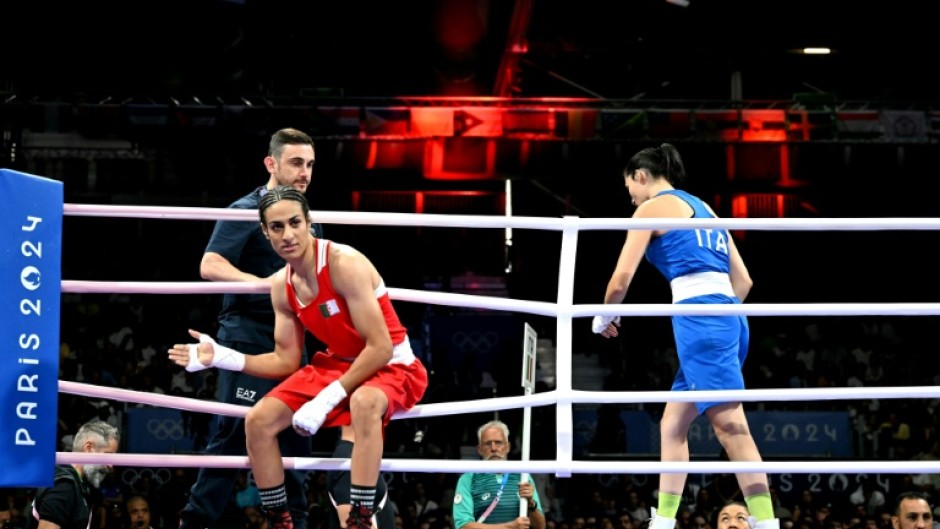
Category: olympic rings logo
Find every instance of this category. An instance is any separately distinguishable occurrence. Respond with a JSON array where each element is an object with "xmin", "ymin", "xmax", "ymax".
[
  {"xmin": 451, "ymin": 331, "xmax": 499, "ymax": 353},
  {"xmin": 147, "ymin": 418, "xmax": 185, "ymax": 440},
  {"xmin": 121, "ymin": 468, "xmax": 173, "ymax": 487}
]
